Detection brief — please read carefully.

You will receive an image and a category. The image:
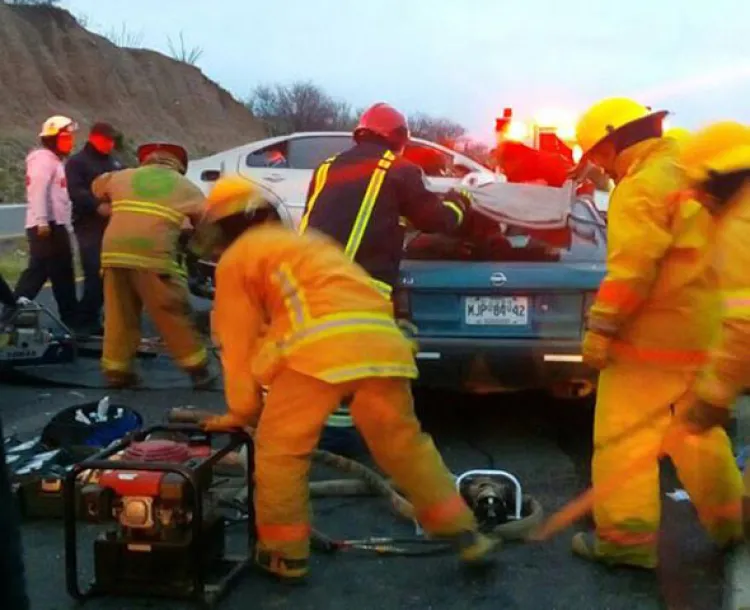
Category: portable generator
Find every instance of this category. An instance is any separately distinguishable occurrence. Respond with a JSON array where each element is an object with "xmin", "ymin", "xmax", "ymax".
[
  {"xmin": 0, "ymin": 302, "xmax": 75, "ymax": 368},
  {"xmin": 64, "ymin": 424, "xmax": 254, "ymax": 607}
]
